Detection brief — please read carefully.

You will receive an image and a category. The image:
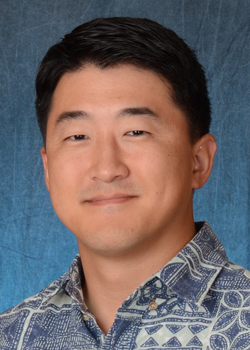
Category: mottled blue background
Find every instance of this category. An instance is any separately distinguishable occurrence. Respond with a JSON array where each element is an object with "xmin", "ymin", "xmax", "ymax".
[{"xmin": 0, "ymin": 0, "xmax": 249, "ymax": 313}]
